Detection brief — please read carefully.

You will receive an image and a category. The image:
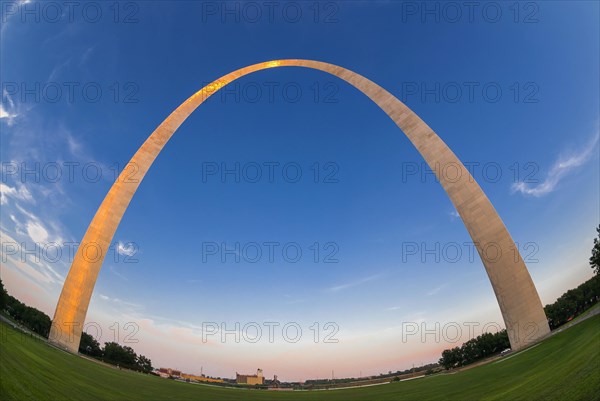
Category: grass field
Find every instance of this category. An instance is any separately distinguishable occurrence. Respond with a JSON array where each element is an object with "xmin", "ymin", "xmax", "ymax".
[{"xmin": 1, "ymin": 315, "xmax": 599, "ymax": 401}]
